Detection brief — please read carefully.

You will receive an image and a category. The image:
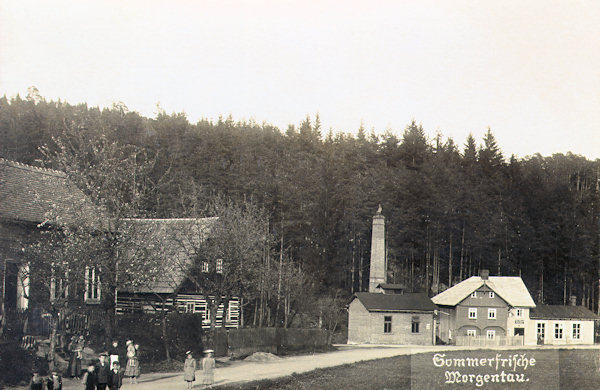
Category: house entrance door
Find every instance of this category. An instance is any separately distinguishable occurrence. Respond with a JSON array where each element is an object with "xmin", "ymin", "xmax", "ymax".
[
  {"xmin": 514, "ymin": 327, "xmax": 525, "ymax": 336},
  {"xmin": 3, "ymin": 262, "xmax": 18, "ymax": 310}
]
